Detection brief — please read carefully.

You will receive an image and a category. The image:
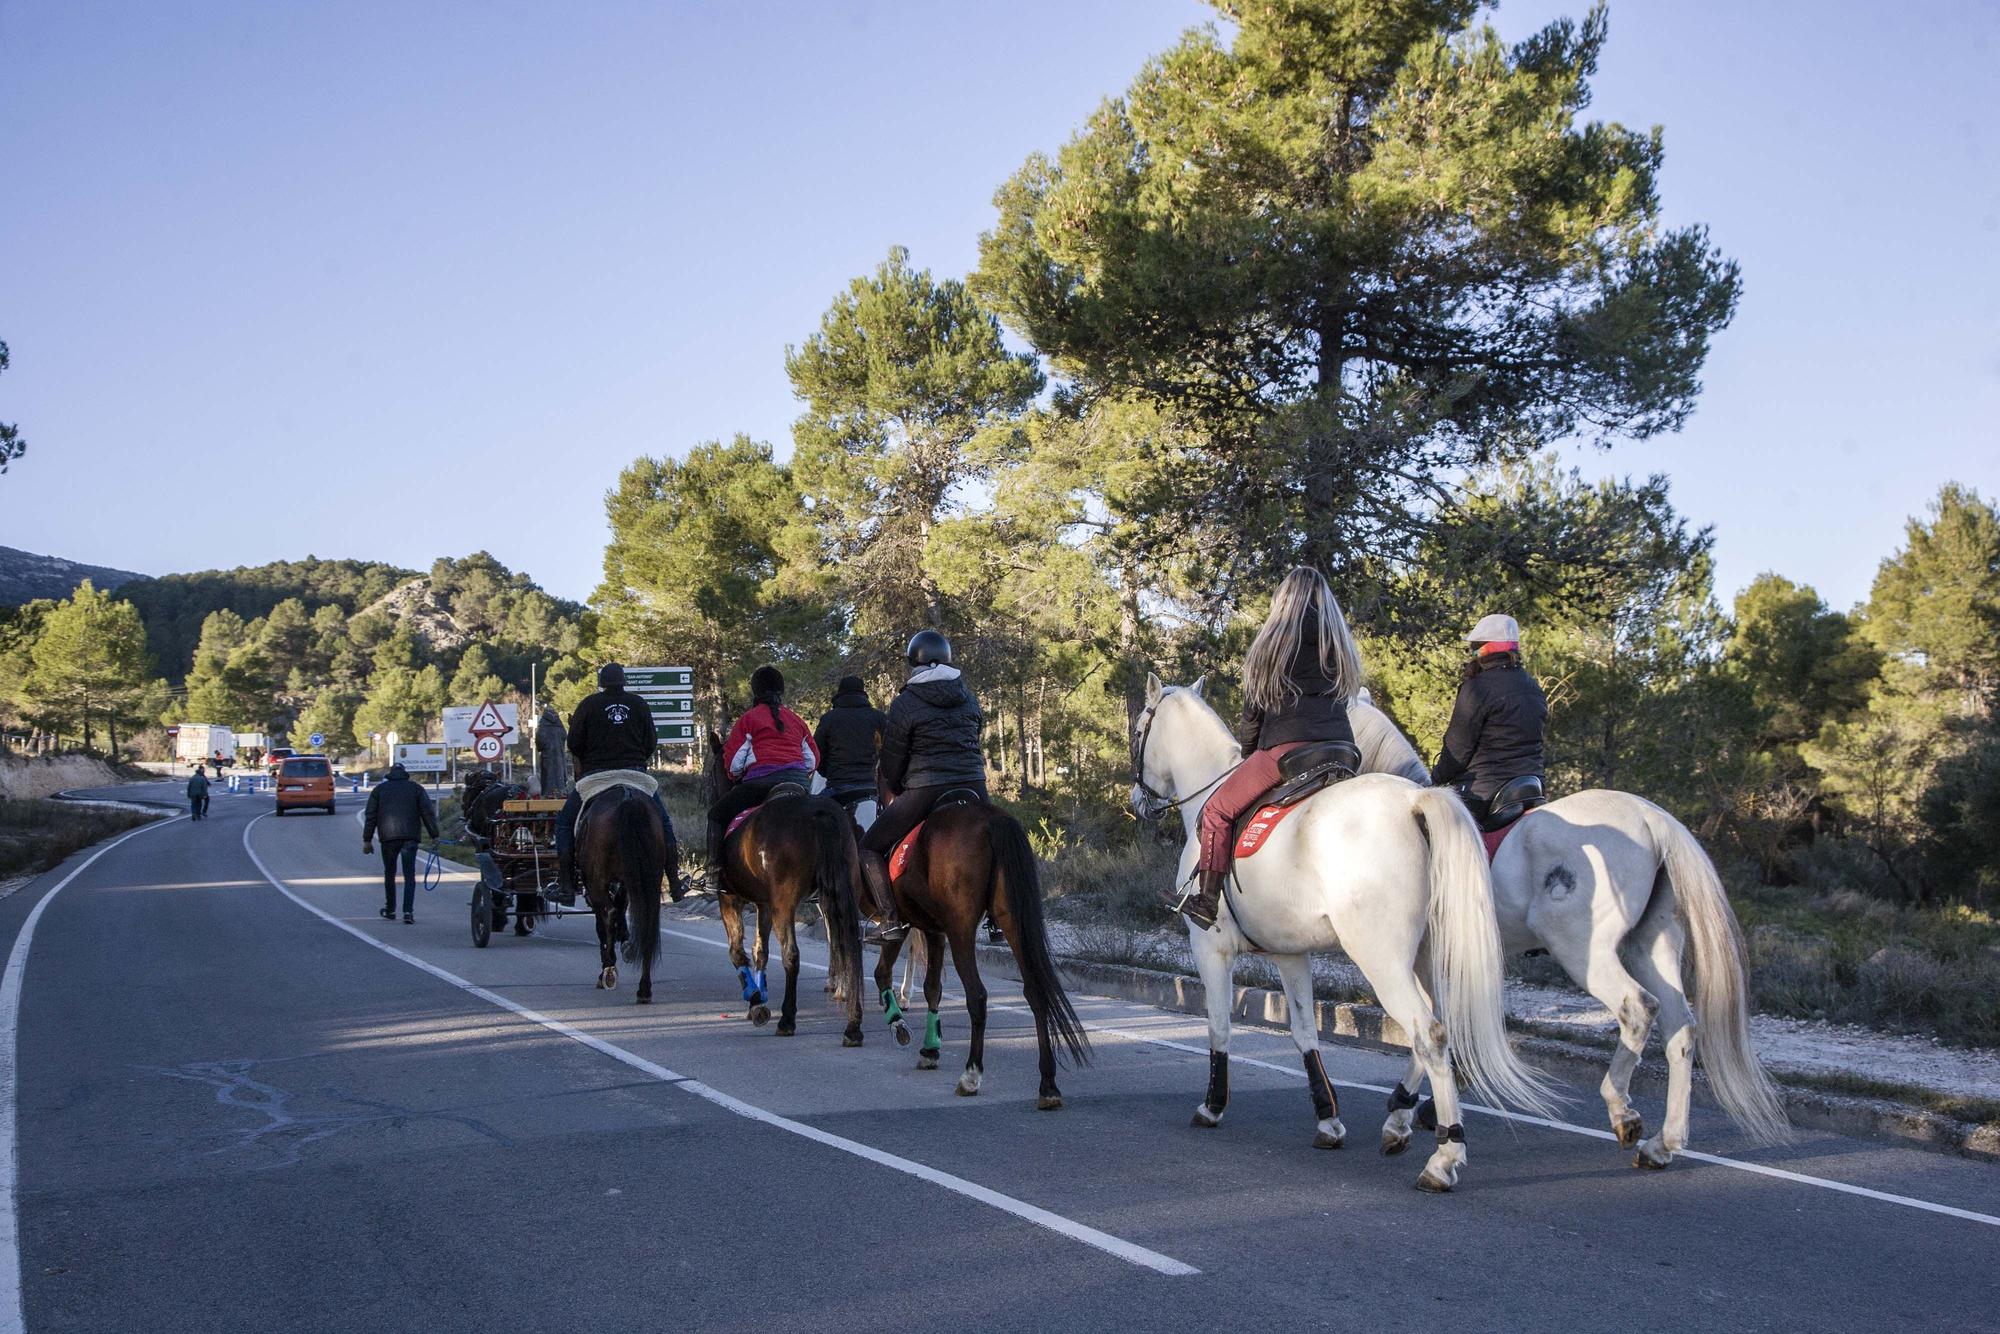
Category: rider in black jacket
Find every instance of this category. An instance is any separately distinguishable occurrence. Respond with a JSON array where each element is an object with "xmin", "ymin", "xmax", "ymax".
[
  {"xmin": 555, "ymin": 663, "xmax": 682, "ymax": 898},
  {"xmin": 814, "ymin": 675, "xmax": 886, "ymax": 812},
  {"xmin": 859, "ymin": 631, "xmax": 986, "ymax": 943},
  {"xmin": 1430, "ymin": 614, "xmax": 1548, "ymax": 825}
]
